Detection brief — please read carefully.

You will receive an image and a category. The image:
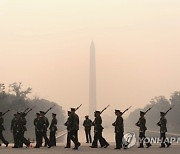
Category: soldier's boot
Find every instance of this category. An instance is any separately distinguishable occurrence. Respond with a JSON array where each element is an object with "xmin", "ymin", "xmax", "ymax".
[
  {"xmin": 146, "ymin": 143, "xmax": 152, "ymax": 148},
  {"xmin": 166, "ymin": 143, "xmax": 171, "ymax": 148},
  {"xmin": 73, "ymin": 142, "xmax": 81, "ymax": 150},
  {"xmin": 138, "ymin": 143, "xmax": 144, "ymax": 148},
  {"xmin": 160, "ymin": 143, "xmax": 165, "ymax": 148}
]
